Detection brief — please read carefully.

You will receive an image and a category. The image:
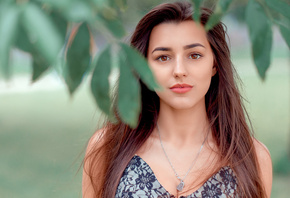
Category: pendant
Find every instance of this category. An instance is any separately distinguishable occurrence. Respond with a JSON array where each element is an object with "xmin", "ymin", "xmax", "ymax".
[{"xmin": 176, "ymin": 181, "xmax": 184, "ymax": 191}]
